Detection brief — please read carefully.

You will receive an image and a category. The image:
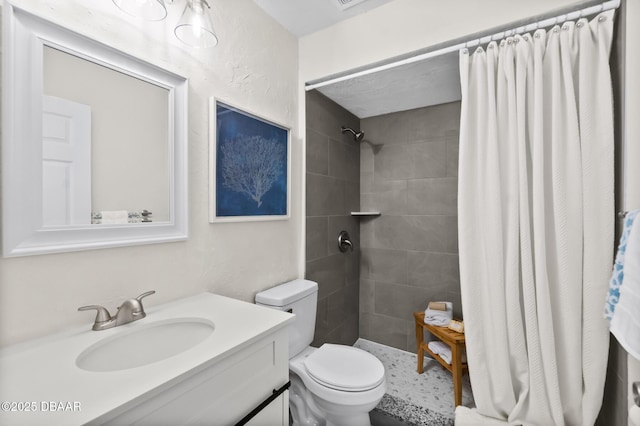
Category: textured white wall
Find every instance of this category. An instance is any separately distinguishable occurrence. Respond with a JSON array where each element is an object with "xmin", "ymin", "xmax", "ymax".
[{"xmin": 0, "ymin": 0, "xmax": 301, "ymax": 346}]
